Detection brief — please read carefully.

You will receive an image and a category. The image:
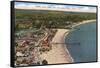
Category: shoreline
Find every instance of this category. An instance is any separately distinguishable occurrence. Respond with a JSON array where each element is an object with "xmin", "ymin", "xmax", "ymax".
[
  {"xmin": 40, "ymin": 19, "xmax": 96, "ymax": 64},
  {"xmin": 72, "ymin": 19, "xmax": 96, "ymax": 28},
  {"xmin": 40, "ymin": 29, "xmax": 72, "ymax": 64},
  {"xmin": 63, "ymin": 19, "xmax": 96, "ymax": 62}
]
